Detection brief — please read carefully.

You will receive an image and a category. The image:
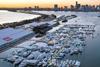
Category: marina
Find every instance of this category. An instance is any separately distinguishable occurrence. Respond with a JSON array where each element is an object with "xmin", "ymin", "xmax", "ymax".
[{"xmin": 0, "ymin": 11, "xmax": 100, "ymax": 67}]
